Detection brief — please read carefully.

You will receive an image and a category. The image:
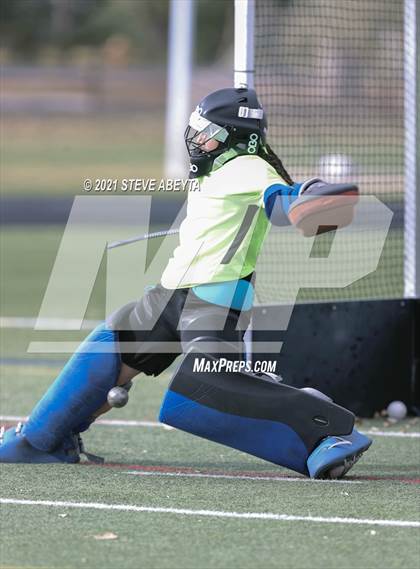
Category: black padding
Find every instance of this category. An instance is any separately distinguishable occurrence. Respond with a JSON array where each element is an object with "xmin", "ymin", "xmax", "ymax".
[
  {"xmin": 105, "ymin": 285, "xmax": 251, "ymax": 375},
  {"xmin": 106, "ymin": 287, "xmax": 185, "ymax": 375},
  {"xmin": 170, "ymin": 346, "xmax": 355, "ymax": 453}
]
